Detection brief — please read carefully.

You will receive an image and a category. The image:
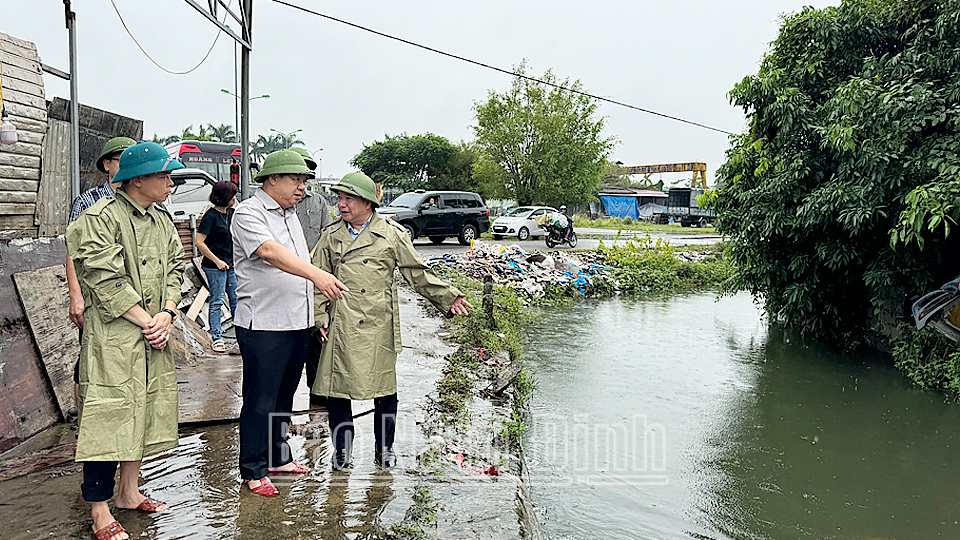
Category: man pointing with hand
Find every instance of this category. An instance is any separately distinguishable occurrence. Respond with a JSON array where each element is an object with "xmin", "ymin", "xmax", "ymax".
[
  {"xmin": 231, "ymin": 150, "xmax": 348, "ymax": 497},
  {"xmin": 311, "ymin": 172, "xmax": 471, "ymax": 471}
]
